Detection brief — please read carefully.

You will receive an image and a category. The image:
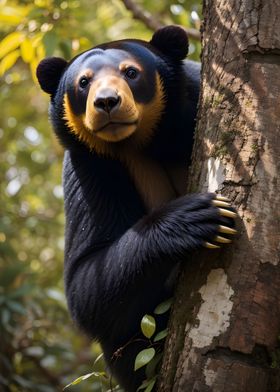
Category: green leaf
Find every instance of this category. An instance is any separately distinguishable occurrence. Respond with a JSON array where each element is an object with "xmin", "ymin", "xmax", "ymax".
[
  {"xmin": 20, "ymin": 37, "xmax": 34, "ymax": 63},
  {"xmin": 0, "ymin": 50, "xmax": 20, "ymax": 76},
  {"xmin": 63, "ymin": 372, "xmax": 106, "ymax": 390},
  {"xmin": 0, "ymin": 32, "xmax": 24, "ymax": 59},
  {"xmin": 141, "ymin": 315, "xmax": 156, "ymax": 339},
  {"xmin": 93, "ymin": 352, "xmax": 104, "ymax": 366},
  {"xmin": 144, "ymin": 379, "xmax": 156, "ymax": 392},
  {"xmin": 59, "ymin": 40, "xmax": 72, "ymax": 60},
  {"xmin": 42, "ymin": 31, "xmax": 58, "ymax": 57},
  {"xmin": 134, "ymin": 348, "xmax": 155, "ymax": 371},
  {"xmin": 154, "ymin": 298, "xmax": 173, "ymax": 315},
  {"xmin": 137, "ymin": 377, "xmax": 157, "ymax": 391},
  {"xmin": 153, "ymin": 329, "xmax": 168, "ymax": 342},
  {"xmin": 137, "ymin": 379, "xmax": 151, "ymax": 391},
  {"xmin": 0, "ymin": 6, "xmax": 29, "ymax": 26}
]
